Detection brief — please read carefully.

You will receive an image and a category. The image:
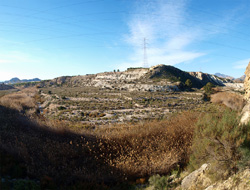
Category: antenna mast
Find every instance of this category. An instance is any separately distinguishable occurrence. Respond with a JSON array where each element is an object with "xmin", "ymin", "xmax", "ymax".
[{"xmin": 143, "ymin": 38, "xmax": 148, "ymax": 68}]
